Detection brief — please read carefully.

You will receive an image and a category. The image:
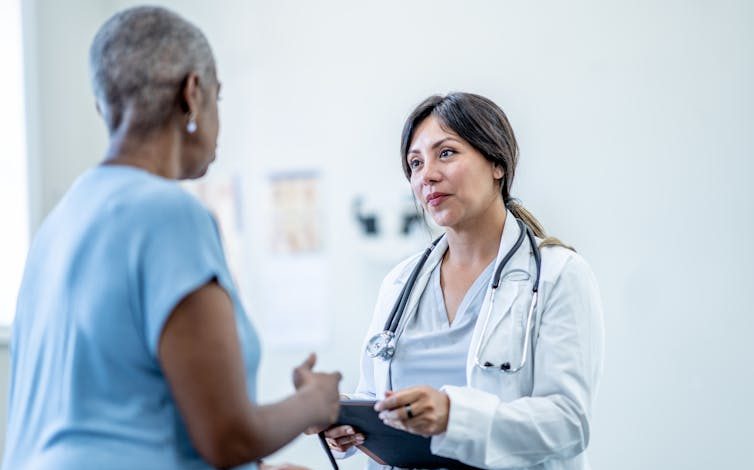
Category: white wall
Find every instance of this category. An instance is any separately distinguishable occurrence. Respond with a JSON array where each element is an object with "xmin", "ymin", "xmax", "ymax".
[{"xmin": 7, "ymin": 0, "xmax": 753, "ymax": 469}]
